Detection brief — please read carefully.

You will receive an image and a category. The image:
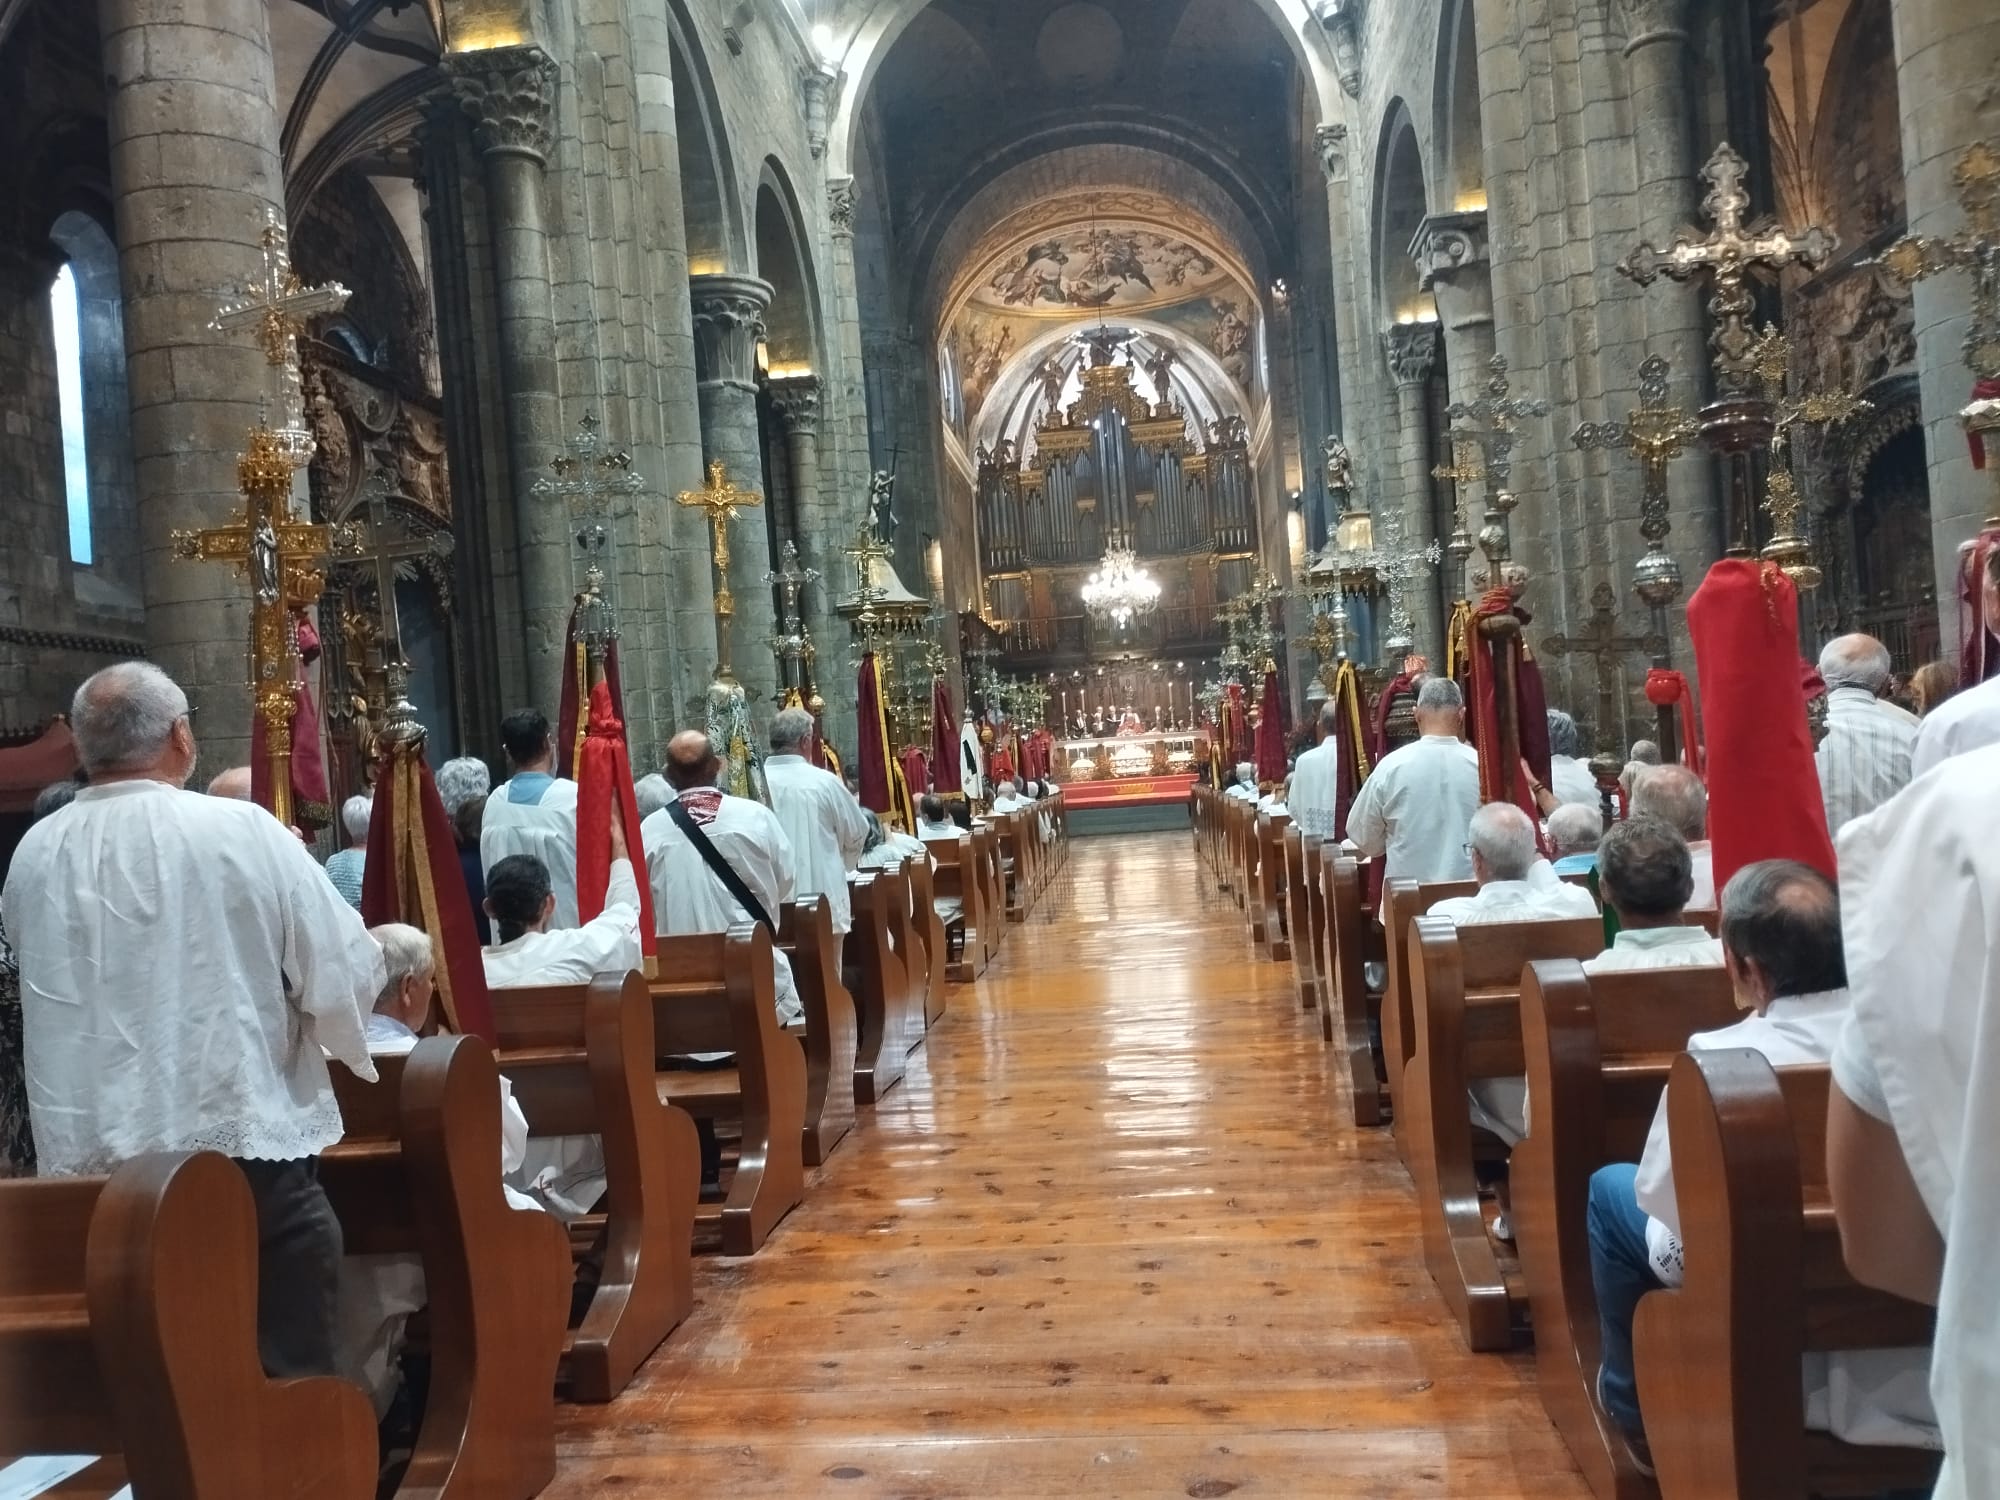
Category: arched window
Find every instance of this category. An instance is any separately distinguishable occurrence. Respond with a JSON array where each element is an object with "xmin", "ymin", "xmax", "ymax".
[{"xmin": 49, "ymin": 263, "xmax": 90, "ymax": 564}]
